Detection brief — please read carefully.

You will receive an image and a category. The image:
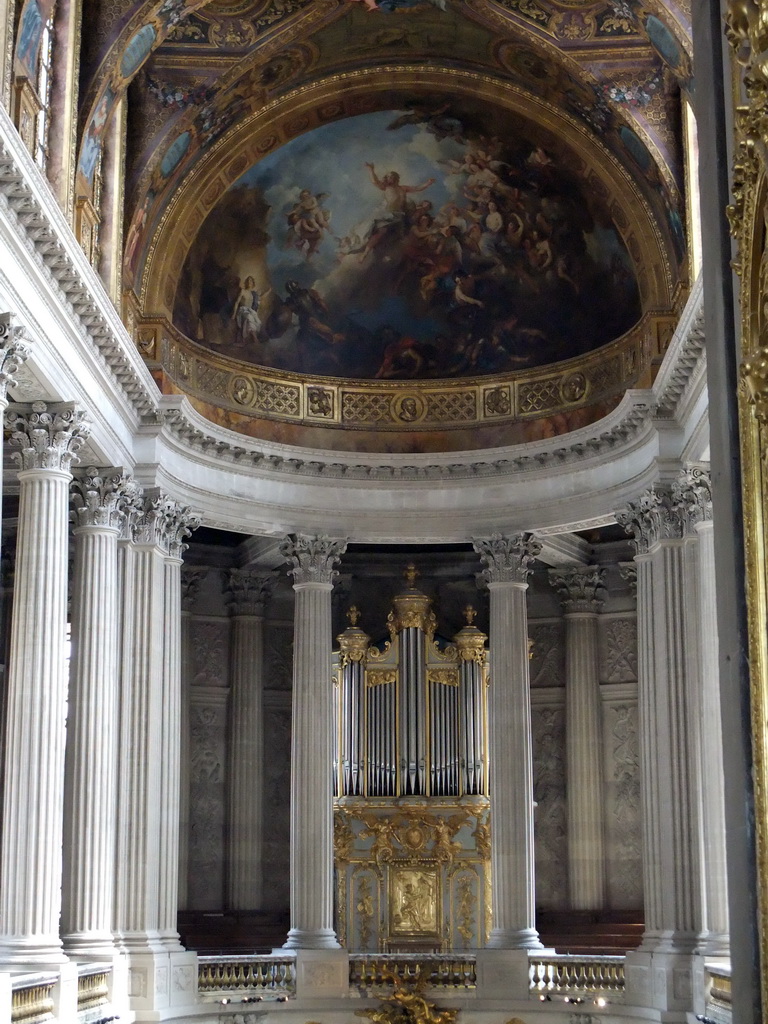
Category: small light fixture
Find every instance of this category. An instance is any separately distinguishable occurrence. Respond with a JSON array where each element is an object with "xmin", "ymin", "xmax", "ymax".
[{"xmin": 596, "ymin": 996, "xmax": 607, "ymax": 1008}]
